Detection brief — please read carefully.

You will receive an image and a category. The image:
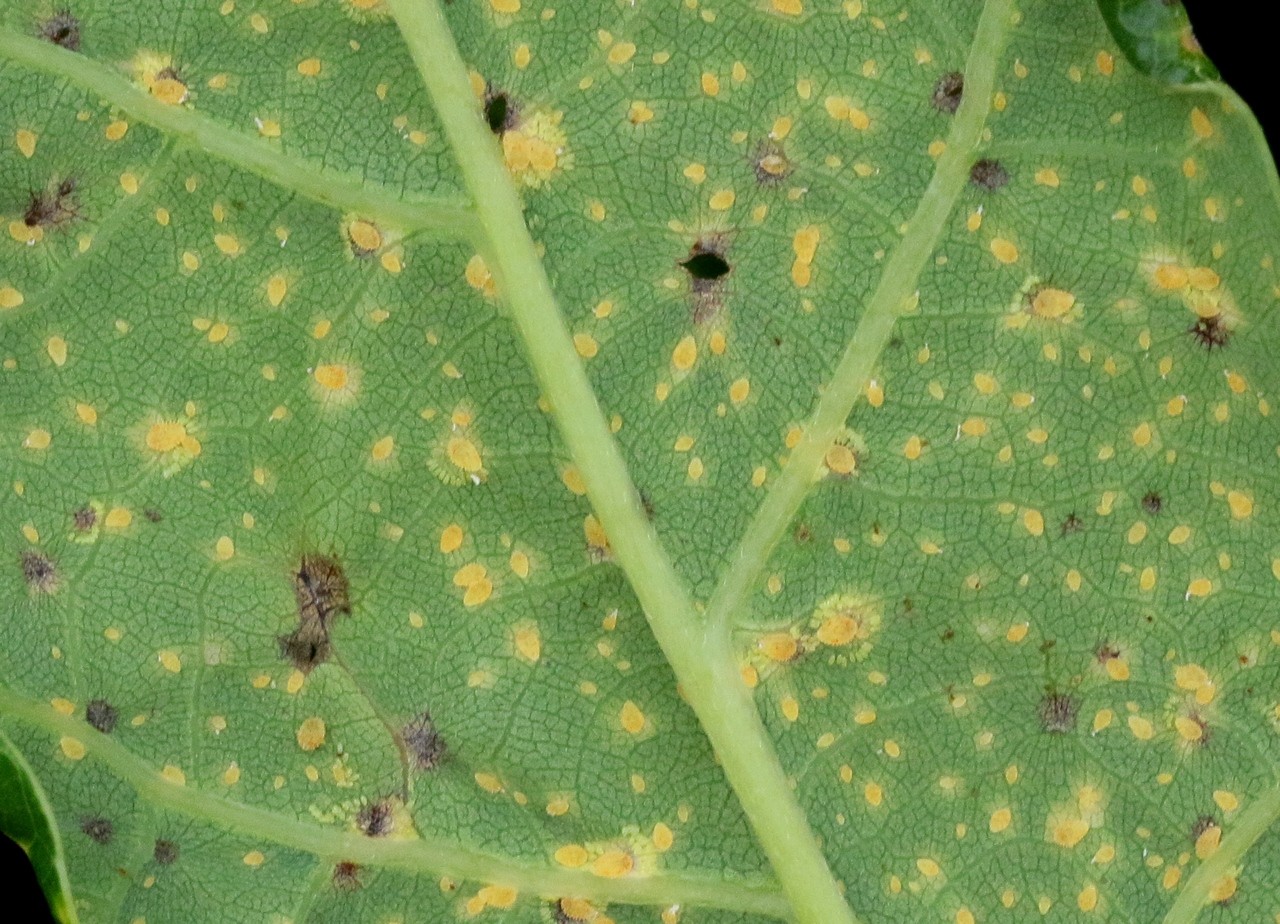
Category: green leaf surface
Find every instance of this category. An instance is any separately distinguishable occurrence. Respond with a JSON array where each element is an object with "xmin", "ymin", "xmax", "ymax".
[{"xmin": 2, "ymin": 1, "xmax": 1279, "ymax": 923}]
